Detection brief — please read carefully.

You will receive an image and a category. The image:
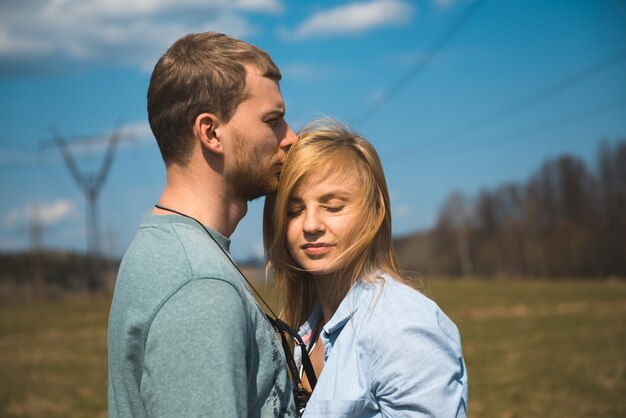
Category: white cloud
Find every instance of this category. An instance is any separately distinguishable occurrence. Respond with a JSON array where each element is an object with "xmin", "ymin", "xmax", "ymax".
[
  {"xmin": 282, "ymin": 0, "xmax": 413, "ymax": 40},
  {"xmin": 33, "ymin": 200, "xmax": 77, "ymax": 224},
  {"xmin": 41, "ymin": 121, "xmax": 151, "ymax": 159},
  {"xmin": 392, "ymin": 204, "xmax": 412, "ymax": 218},
  {"xmin": 123, "ymin": 120, "xmax": 154, "ymax": 144},
  {"xmin": 279, "ymin": 63, "xmax": 342, "ymax": 81},
  {"xmin": 0, "ymin": 149, "xmax": 40, "ymax": 165},
  {"xmin": 0, "ymin": 0, "xmax": 283, "ymax": 76},
  {"xmin": 236, "ymin": 0, "xmax": 282, "ymax": 13},
  {"xmin": 367, "ymin": 89, "xmax": 385, "ymax": 105},
  {"xmin": 389, "ymin": 191, "xmax": 411, "ymax": 218},
  {"xmin": 3, "ymin": 199, "xmax": 77, "ymax": 227}
]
